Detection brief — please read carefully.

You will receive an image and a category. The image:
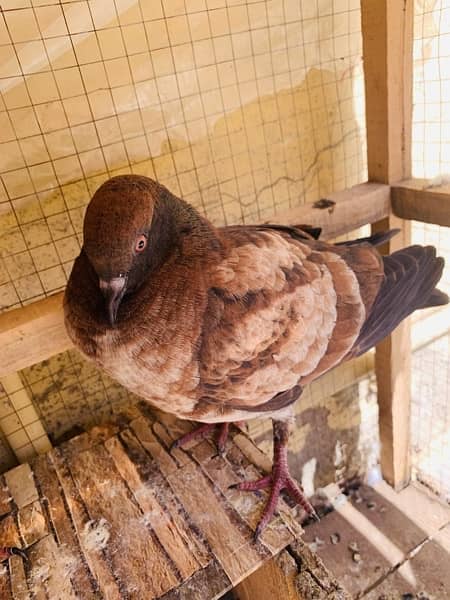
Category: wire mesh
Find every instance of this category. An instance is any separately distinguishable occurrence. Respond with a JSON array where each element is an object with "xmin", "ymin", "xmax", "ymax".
[
  {"xmin": 0, "ymin": 0, "xmax": 369, "ymax": 469},
  {"xmin": 410, "ymin": 0, "xmax": 450, "ymax": 503}
]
